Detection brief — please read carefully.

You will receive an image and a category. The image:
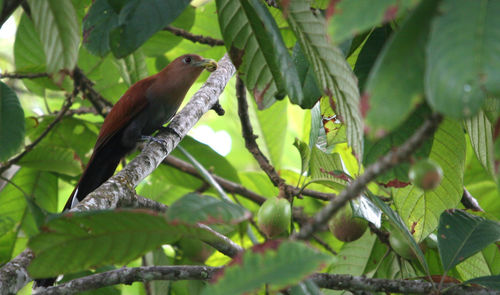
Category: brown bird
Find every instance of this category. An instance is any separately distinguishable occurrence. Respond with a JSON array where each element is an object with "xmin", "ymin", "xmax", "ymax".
[
  {"xmin": 34, "ymin": 54, "xmax": 216, "ymax": 288},
  {"xmin": 65, "ymin": 54, "xmax": 217, "ymax": 210}
]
